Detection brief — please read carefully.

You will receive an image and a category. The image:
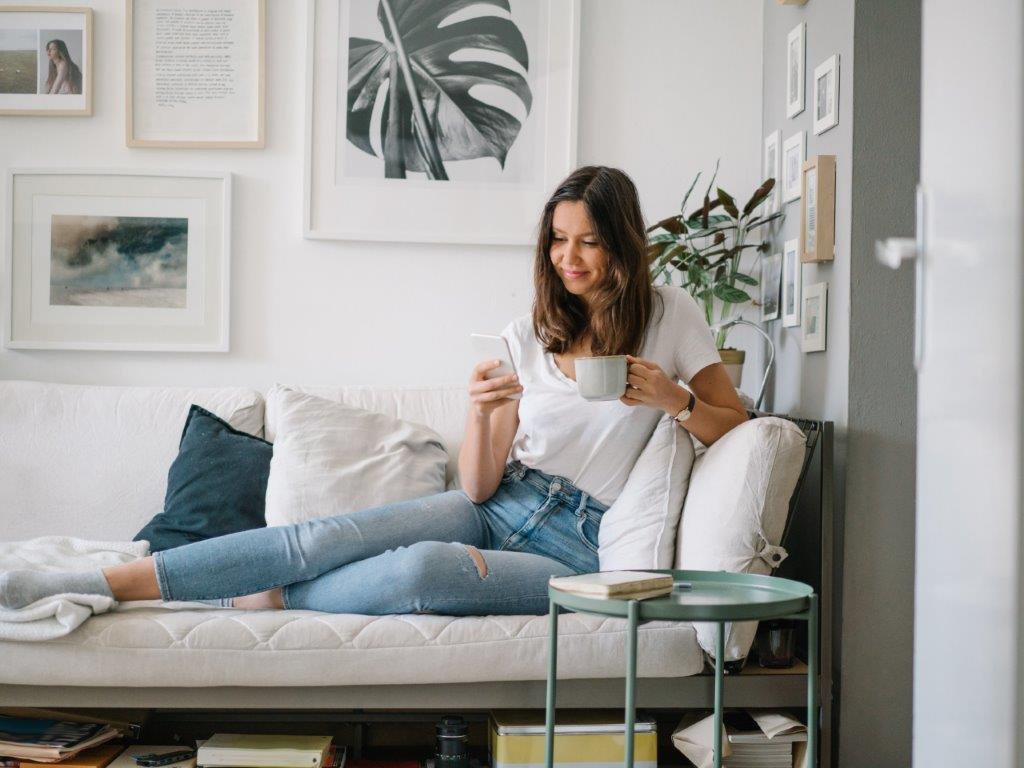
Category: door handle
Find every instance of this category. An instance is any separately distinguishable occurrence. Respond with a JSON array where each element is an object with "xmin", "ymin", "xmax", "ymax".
[{"xmin": 874, "ymin": 185, "xmax": 926, "ymax": 370}]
